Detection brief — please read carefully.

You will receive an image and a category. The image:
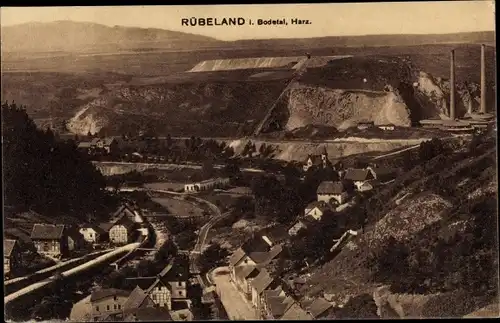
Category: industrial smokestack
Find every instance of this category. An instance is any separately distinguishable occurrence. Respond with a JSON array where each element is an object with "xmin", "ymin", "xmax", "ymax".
[
  {"xmin": 480, "ymin": 44, "xmax": 486, "ymax": 113},
  {"xmin": 450, "ymin": 50, "xmax": 456, "ymax": 120}
]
